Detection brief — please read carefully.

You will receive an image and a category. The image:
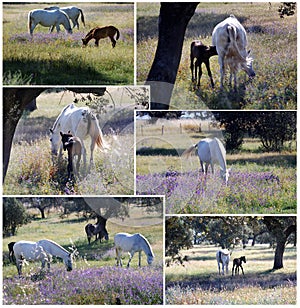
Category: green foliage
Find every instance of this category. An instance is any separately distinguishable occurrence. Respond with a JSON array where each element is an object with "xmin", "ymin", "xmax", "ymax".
[
  {"xmin": 3, "ymin": 198, "xmax": 30, "ymax": 236},
  {"xmin": 165, "ymin": 217, "xmax": 194, "ymax": 260}
]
